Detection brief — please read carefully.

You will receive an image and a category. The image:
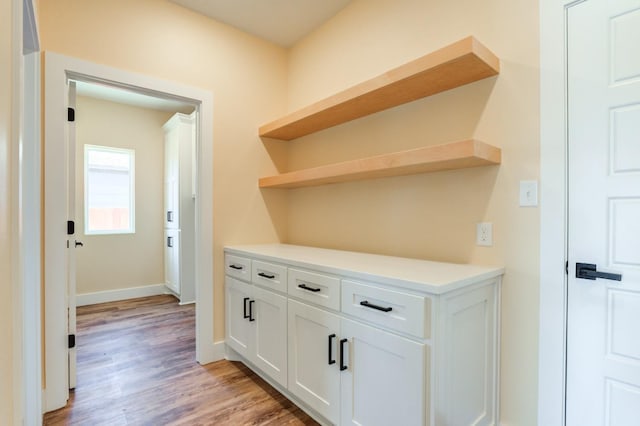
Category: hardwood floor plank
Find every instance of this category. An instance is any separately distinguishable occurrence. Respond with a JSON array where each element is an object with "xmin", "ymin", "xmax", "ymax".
[{"xmin": 44, "ymin": 295, "xmax": 318, "ymax": 426}]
